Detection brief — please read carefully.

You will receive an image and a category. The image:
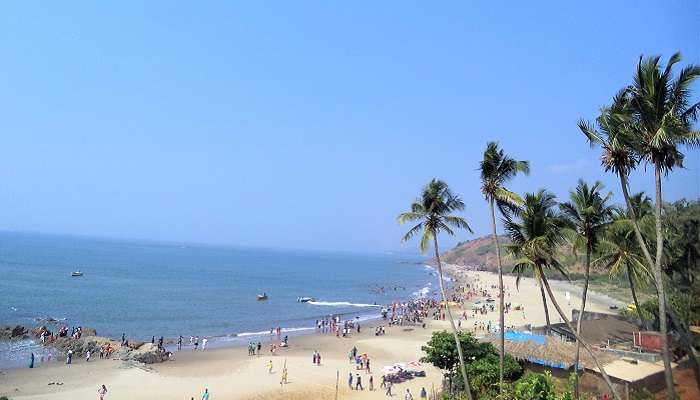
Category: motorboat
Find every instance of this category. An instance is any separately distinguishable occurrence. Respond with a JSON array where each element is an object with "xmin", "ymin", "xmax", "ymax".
[
  {"xmin": 256, "ymin": 293, "xmax": 268, "ymax": 301},
  {"xmin": 71, "ymin": 271, "xmax": 83, "ymax": 277},
  {"xmin": 297, "ymin": 297, "xmax": 315, "ymax": 303}
]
